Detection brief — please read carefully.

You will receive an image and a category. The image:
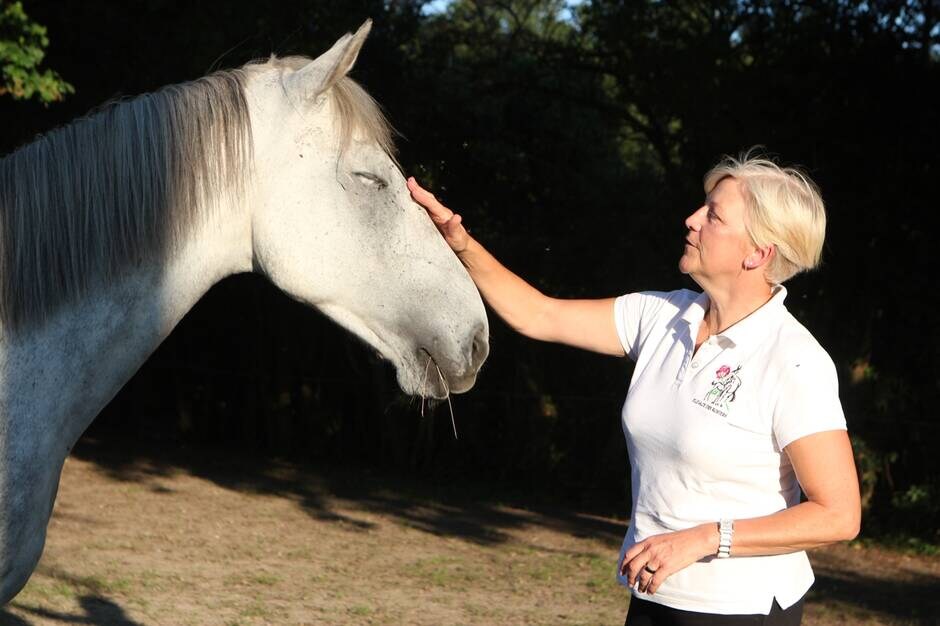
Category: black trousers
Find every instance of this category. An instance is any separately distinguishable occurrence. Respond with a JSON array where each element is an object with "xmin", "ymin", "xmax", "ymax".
[{"xmin": 624, "ymin": 596, "xmax": 804, "ymax": 626}]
